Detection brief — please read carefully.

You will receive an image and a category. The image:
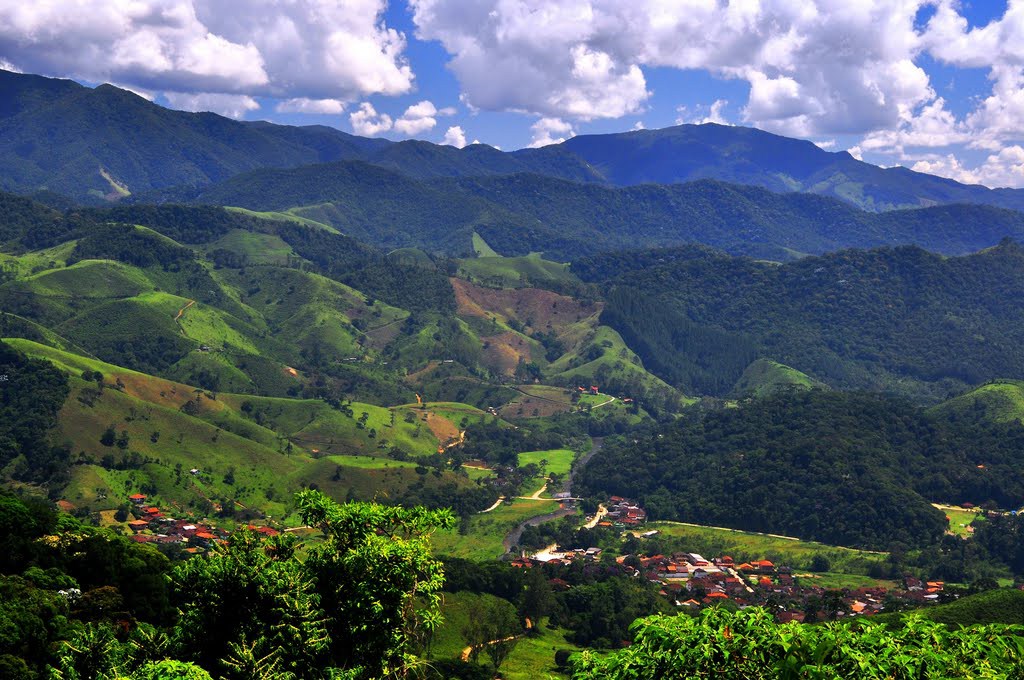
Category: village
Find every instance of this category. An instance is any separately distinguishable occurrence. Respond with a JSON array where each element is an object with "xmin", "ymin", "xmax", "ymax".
[
  {"xmin": 510, "ymin": 496, "xmax": 955, "ymax": 623},
  {"xmin": 121, "ymin": 493, "xmax": 278, "ymax": 555}
]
